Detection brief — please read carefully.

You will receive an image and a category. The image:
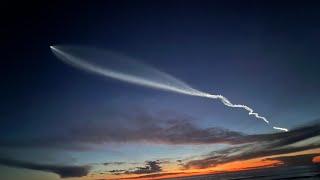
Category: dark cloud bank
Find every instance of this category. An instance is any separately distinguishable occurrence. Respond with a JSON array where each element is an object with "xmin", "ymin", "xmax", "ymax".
[
  {"xmin": 1, "ymin": 112, "xmax": 319, "ymax": 177},
  {"xmin": 267, "ymin": 153, "xmax": 320, "ymax": 166},
  {"xmin": 183, "ymin": 121, "xmax": 320, "ymax": 169},
  {"xmin": 0, "ymin": 157, "xmax": 89, "ymax": 178},
  {"xmin": 101, "ymin": 115, "xmax": 319, "ymax": 177}
]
